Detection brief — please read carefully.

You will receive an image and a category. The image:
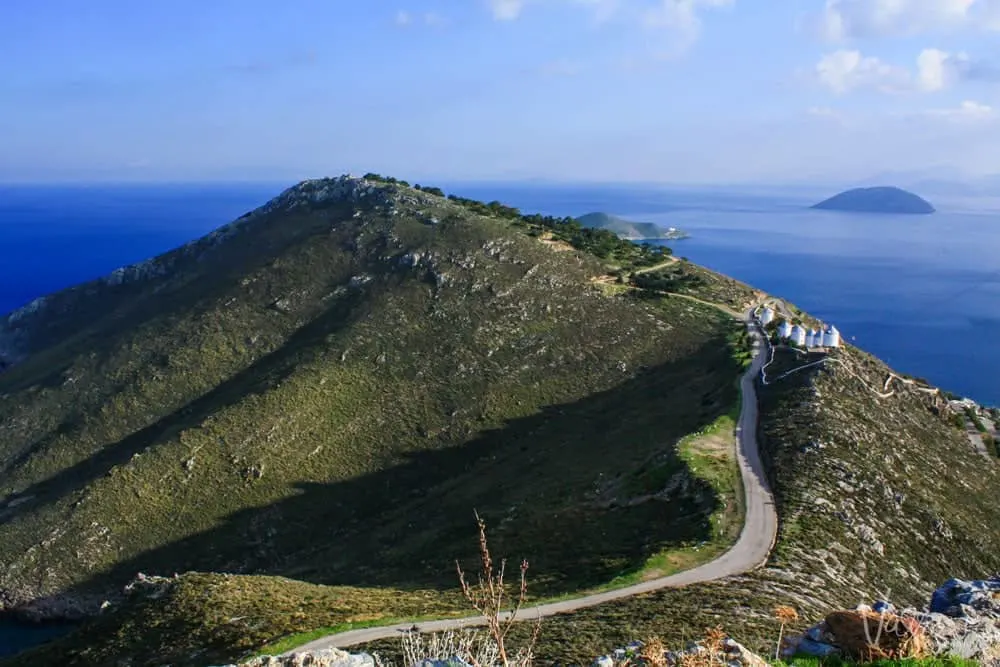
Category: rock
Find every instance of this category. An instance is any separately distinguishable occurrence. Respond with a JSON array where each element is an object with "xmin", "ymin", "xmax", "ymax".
[
  {"xmin": 930, "ymin": 578, "xmax": 1000, "ymax": 617},
  {"xmin": 232, "ymin": 648, "xmax": 376, "ymax": 667},
  {"xmin": 604, "ymin": 636, "xmax": 768, "ymax": 667},
  {"xmin": 825, "ymin": 610, "xmax": 926, "ymax": 660},
  {"xmin": 721, "ymin": 638, "xmax": 770, "ymax": 667},
  {"xmin": 917, "ymin": 610, "xmax": 1000, "ymax": 662}
]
